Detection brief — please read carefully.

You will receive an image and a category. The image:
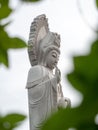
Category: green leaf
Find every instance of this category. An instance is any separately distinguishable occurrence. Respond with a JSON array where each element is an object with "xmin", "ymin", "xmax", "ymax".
[
  {"xmin": 0, "ymin": 28, "xmax": 27, "ymax": 49},
  {"xmin": 67, "ymin": 40, "xmax": 98, "ymax": 95},
  {"xmin": 67, "ymin": 71, "xmax": 87, "ymax": 95},
  {"xmin": 41, "ymin": 105, "xmax": 98, "ymax": 130},
  {"xmin": 96, "ymin": 0, "xmax": 98, "ymax": 8},
  {"xmin": 0, "ymin": 113, "xmax": 26, "ymax": 130},
  {"xmin": 0, "ymin": 27, "xmax": 9, "ymax": 67},
  {"xmin": 0, "ymin": 27, "xmax": 27, "ymax": 67},
  {"xmin": 91, "ymin": 40, "xmax": 98, "ymax": 54},
  {"xmin": 9, "ymin": 37, "xmax": 27, "ymax": 49},
  {"xmin": 0, "ymin": 0, "xmax": 9, "ymax": 6},
  {"xmin": 0, "ymin": 47, "xmax": 9, "ymax": 67},
  {"xmin": 1, "ymin": 21, "xmax": 12, "ymax": 28},
  {"xmin": 0, "ymin": 5, "xmax": 12, "ymax": 20},
  {"xmin": 0, "ymin": 28, "xmax": 10, "ymax": 49}
]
